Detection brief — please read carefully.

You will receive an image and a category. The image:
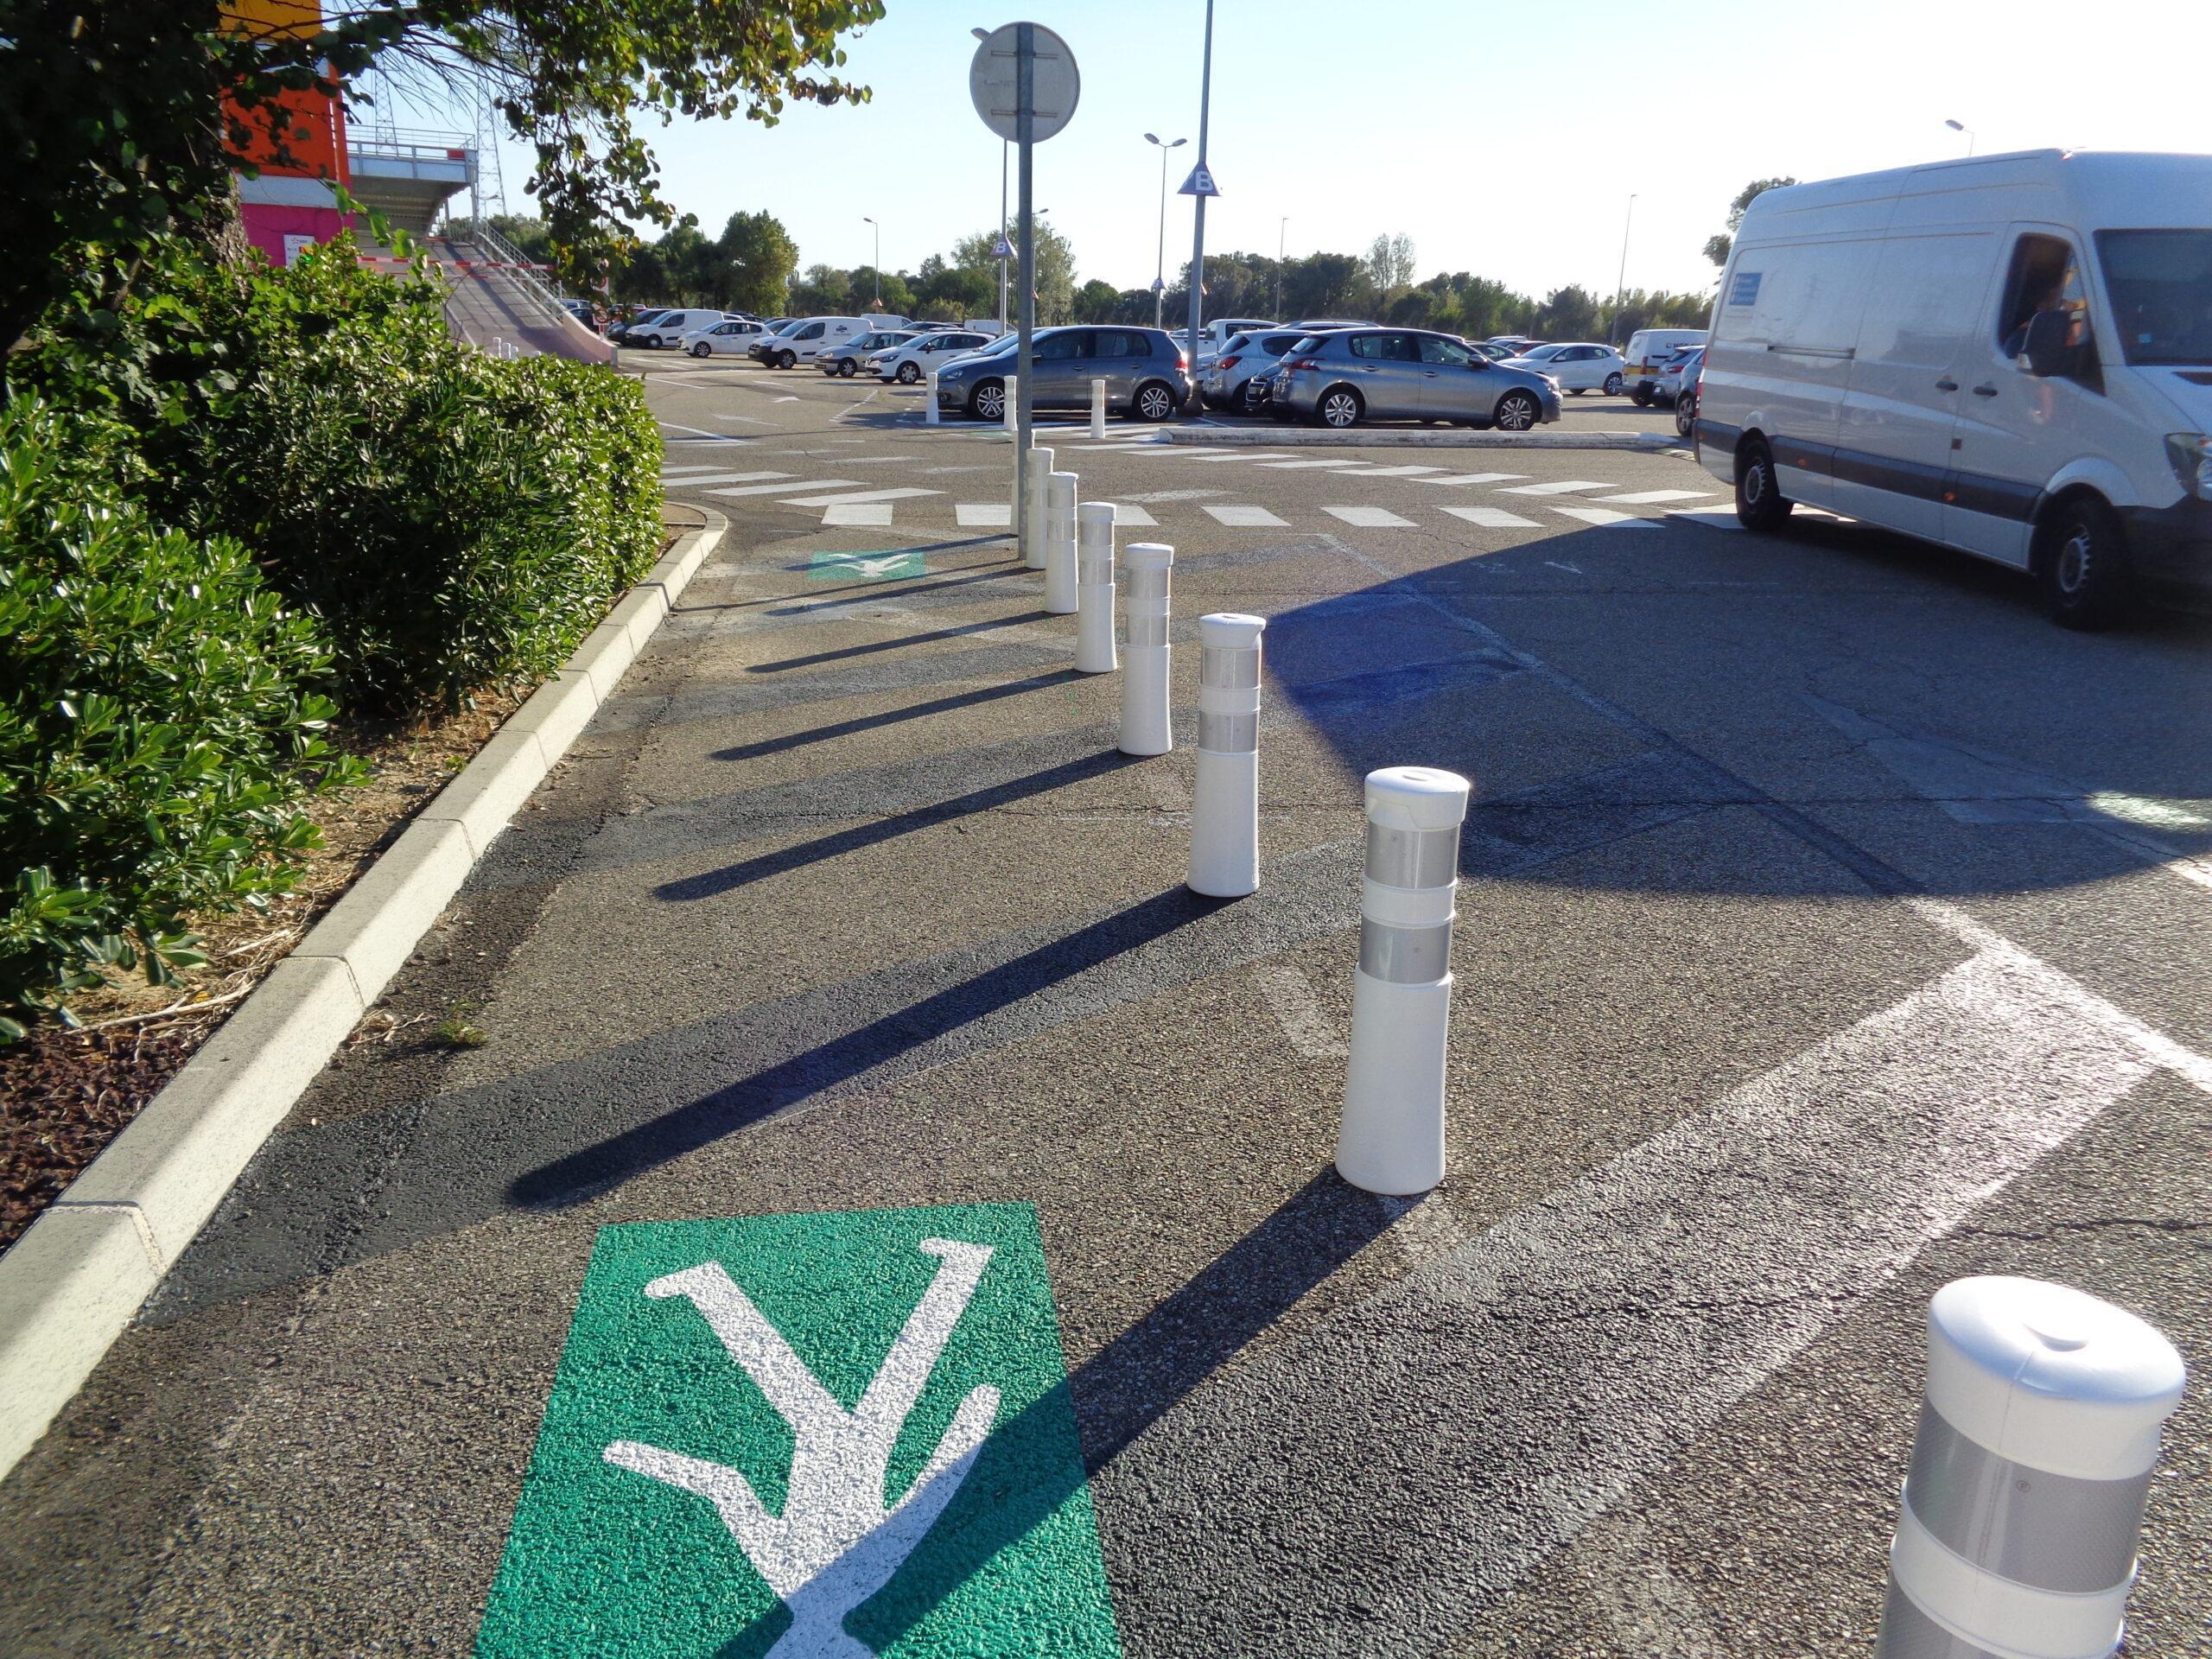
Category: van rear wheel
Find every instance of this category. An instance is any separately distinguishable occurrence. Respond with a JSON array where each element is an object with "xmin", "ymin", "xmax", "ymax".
[
  {"xmin": 1735, "ymin": 436, "xmax": 1793, "ymax": 531},
  {"xmin": 2037, "ymin": 494, "xmax": 2134, "ymax": 629}
]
